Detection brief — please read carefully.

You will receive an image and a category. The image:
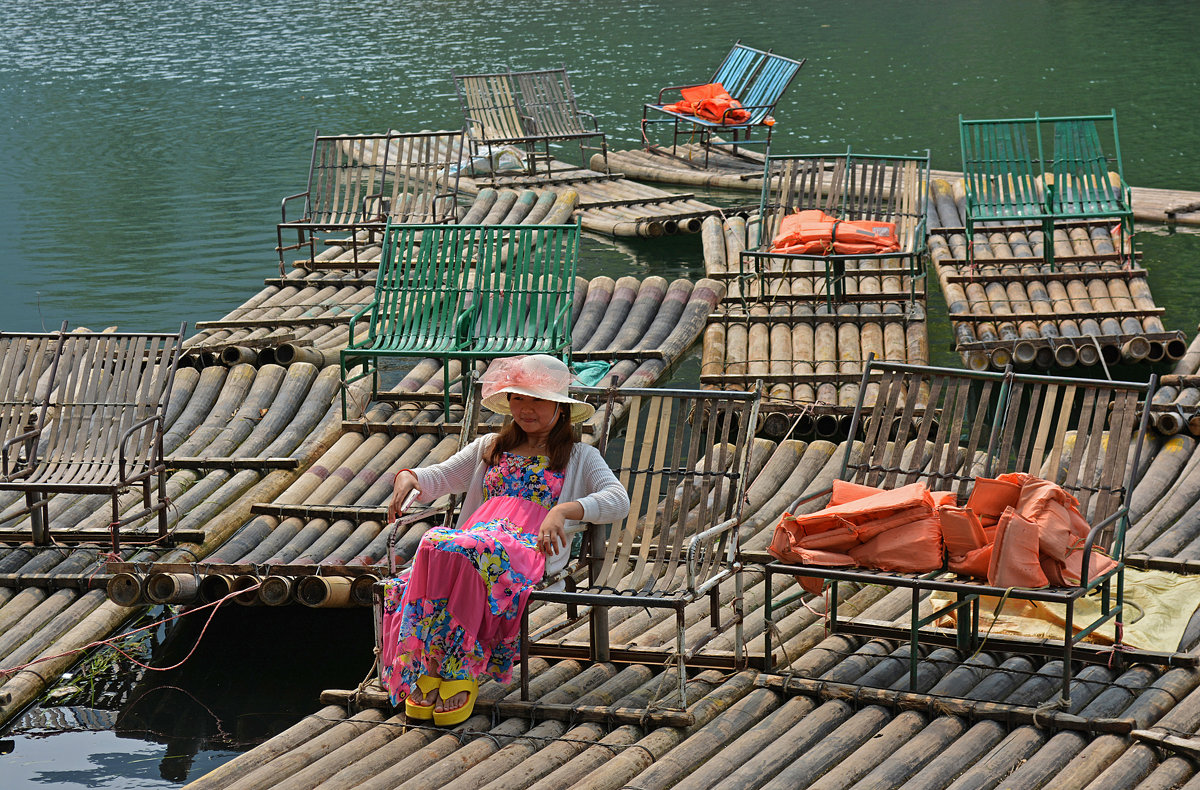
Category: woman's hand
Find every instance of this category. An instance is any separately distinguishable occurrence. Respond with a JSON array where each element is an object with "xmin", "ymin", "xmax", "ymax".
[
  {"xmin": 388, "ymin": 470, "xmax": 420, "ymax": 522},
  {"xmin": 536, "ymin": 501, "xmax": 584, "ymax": 554},
  {"xmin": 536, "ymin": 508, "xmax": 568, "ymax": 554}
]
